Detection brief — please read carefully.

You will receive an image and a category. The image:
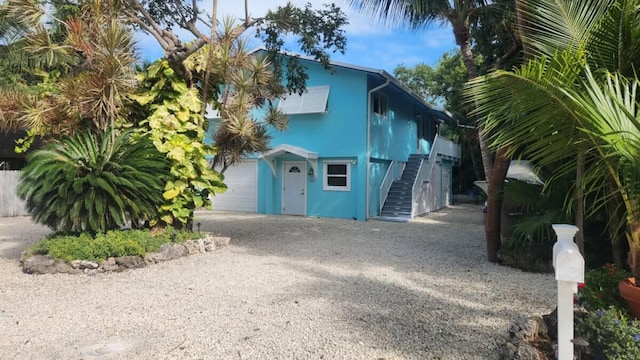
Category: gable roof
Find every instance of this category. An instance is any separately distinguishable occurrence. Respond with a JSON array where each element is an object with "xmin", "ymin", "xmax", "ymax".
[{"xmin": 251, "ymin": 48, "xmax": 455, "ymax": 124}]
